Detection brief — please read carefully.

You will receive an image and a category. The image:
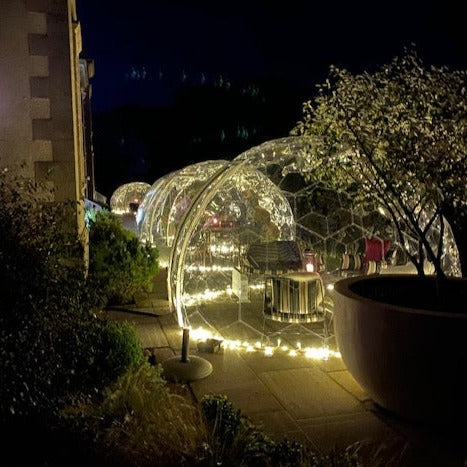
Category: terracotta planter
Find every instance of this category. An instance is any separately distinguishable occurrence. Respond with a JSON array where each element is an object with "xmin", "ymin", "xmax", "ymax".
[{"xmin": 334, "ymin": 274, "xmax": 467, "ymax": 423}]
